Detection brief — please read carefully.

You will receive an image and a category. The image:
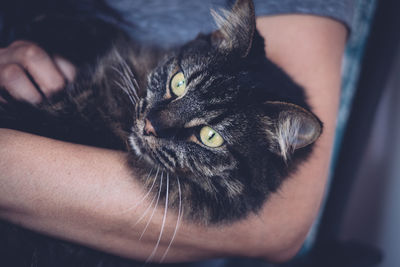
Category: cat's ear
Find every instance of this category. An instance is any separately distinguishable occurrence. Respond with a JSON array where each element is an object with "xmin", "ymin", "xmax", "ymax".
[
  {"xmin": 211, "ymin": 0, "xmax": 255, "ymax": 57},
  {"xmin": 262, "ymin": 101, "xmax": 322, "ymax": 160}
]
